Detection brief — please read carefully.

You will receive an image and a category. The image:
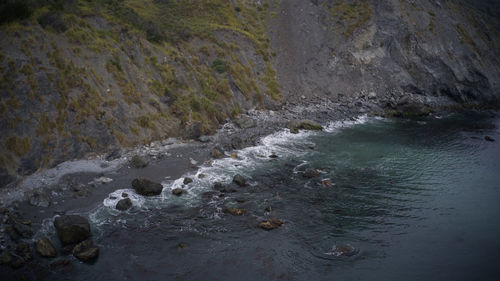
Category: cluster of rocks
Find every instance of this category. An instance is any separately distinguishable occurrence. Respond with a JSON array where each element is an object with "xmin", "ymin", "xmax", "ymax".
[{"xmin": 0, "ymin": 211, "xmax": 99, "ymax": 270}]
